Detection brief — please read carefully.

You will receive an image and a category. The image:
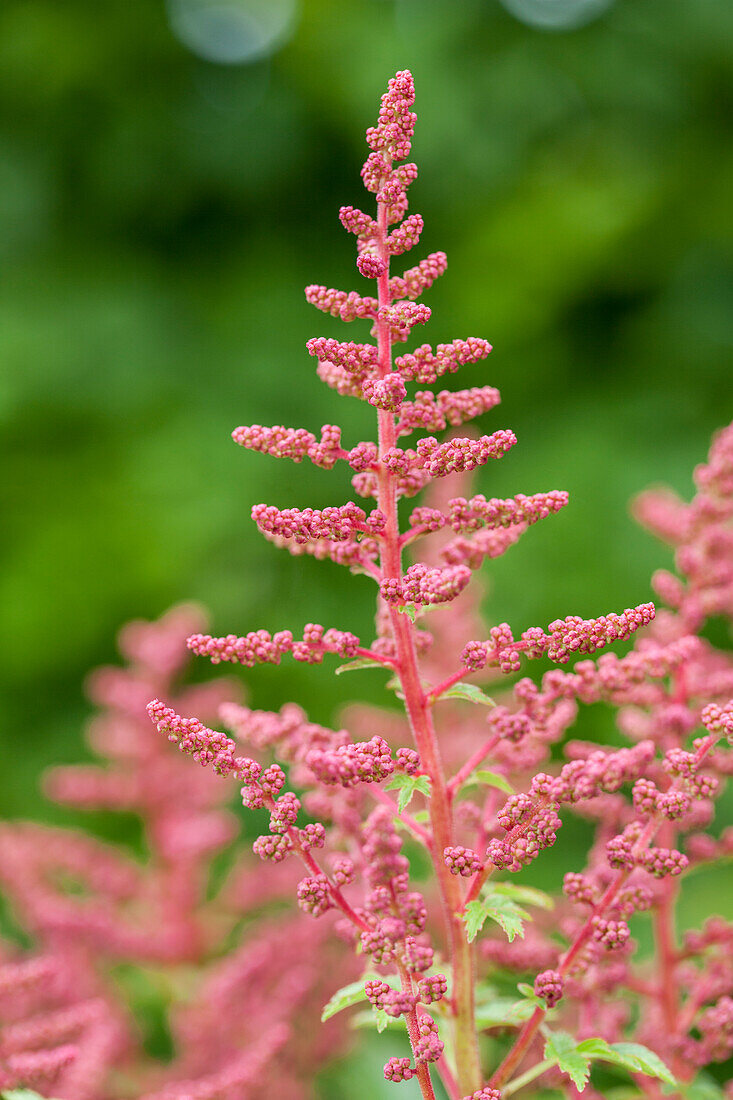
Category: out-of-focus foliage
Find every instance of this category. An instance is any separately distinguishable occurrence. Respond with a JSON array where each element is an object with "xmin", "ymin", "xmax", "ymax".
[{"xmin": 0, "ymin": 0, "xmax": 730, "ymax": 822}]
